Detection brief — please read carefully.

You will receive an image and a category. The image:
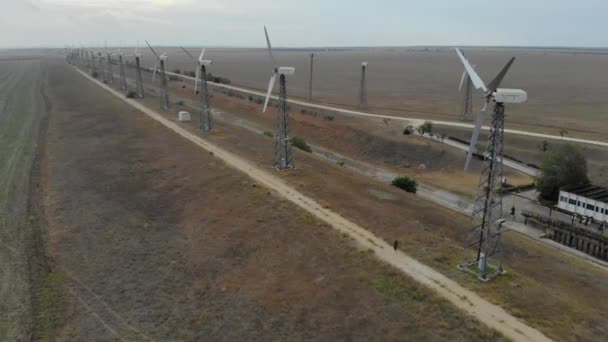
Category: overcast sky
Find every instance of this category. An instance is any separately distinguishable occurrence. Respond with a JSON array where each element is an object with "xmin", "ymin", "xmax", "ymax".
[{"xmin": 3, "ymin": 0, "xmax": 607, "ymax": 48}]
